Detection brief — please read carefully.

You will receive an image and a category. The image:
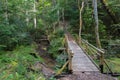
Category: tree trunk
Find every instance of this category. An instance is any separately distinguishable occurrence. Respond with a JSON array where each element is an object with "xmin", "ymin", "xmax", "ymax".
[
  {"xmin": 62, "ymin": 8, "xmax": 65, "ymax": 23},
  {"xmin": 5, "ymin": 0, "xmax": 9, "ymax": 24},
  {"xmin": 93, "ymin": 0, "xmax": 101, "ymax": 49},
  {"xmin": 85, "ymin": 0, "xmax": 89, "ymax": 7},
  {"xmin": 26, "ymin": 11, "xmax": 29, "ymax": 26},
  {"xmin": 57, "ymin": 1, "xmax": 60, "ymax": 26},
  {"xmin": 62, "ymin": 8, "xmax": 67, "ymax": 29},
  {"xmin": 33, "ymin": 0, "xmax": 37, "ymax": 28},
  {"xmin": 78, "ymin": 0, "xmax": 84, "ymax": 44},
  {"xmin": 52, "ymin": 0, "xmax": 56, "ymax": 33},
  {"xmin": 52, "ymin": 0, "xmax": 56, "ymax": 7}
]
